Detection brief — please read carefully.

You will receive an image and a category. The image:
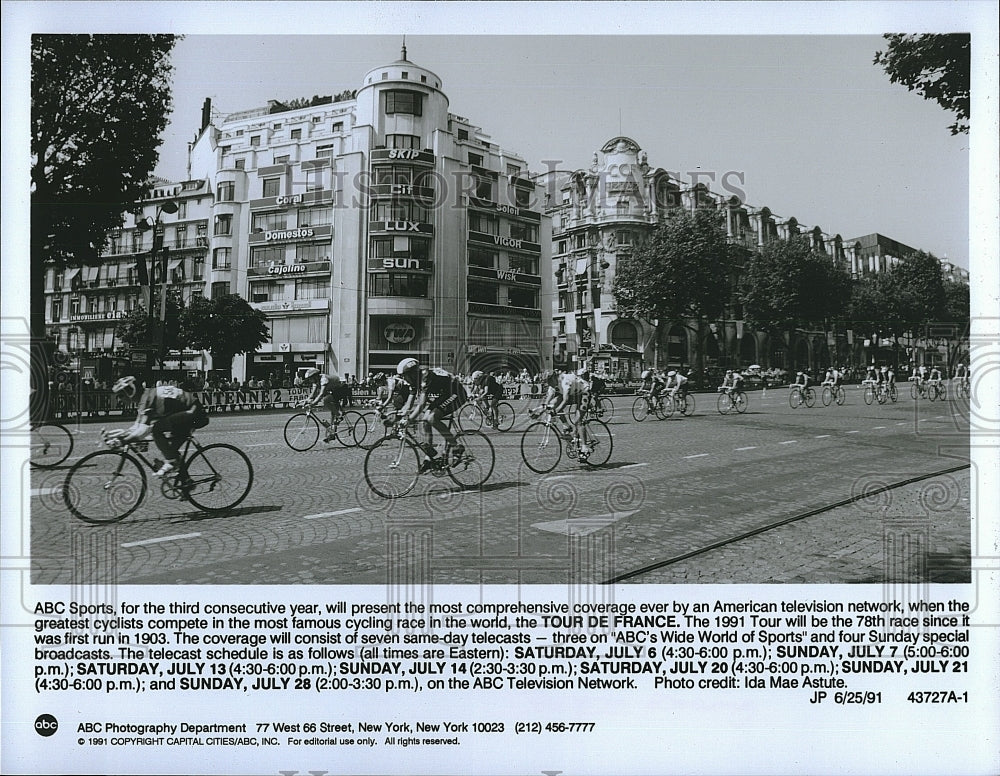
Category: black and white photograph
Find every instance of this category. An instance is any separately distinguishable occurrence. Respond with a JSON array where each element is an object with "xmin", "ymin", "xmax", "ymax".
[{"xmin": 2, "ymin": 2, "xmax": 998, "ymax": 775}]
